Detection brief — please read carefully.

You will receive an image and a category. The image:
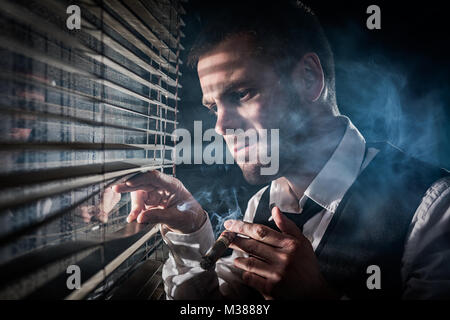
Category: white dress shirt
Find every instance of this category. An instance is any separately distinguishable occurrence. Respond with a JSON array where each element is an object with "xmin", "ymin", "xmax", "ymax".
[{"xmin": 160, "ymin": 116, "xmax": 450, "ymax": 299}]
